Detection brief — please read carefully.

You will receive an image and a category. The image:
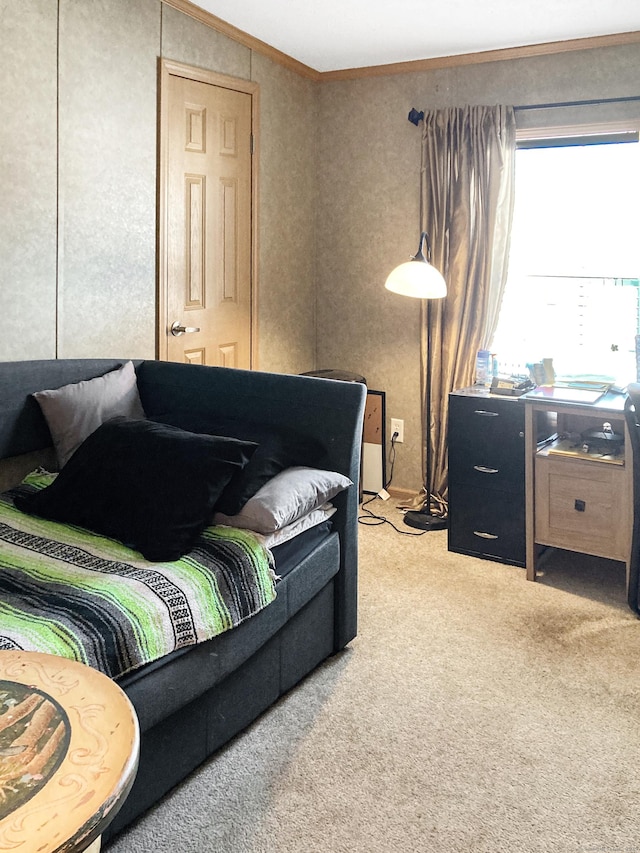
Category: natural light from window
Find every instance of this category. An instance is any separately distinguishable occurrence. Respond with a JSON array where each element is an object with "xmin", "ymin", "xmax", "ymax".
[{"xmin": 491, "ymin": 137, "xmax": 640, "ymax": 387}]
